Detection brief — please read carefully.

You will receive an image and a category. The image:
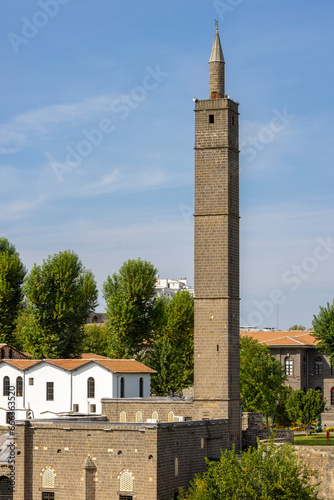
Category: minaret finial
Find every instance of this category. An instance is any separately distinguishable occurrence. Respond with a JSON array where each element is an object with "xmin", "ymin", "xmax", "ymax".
[{"xmin": 215, "ymin": 19, "xmax": 219, "ymax": 33}]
